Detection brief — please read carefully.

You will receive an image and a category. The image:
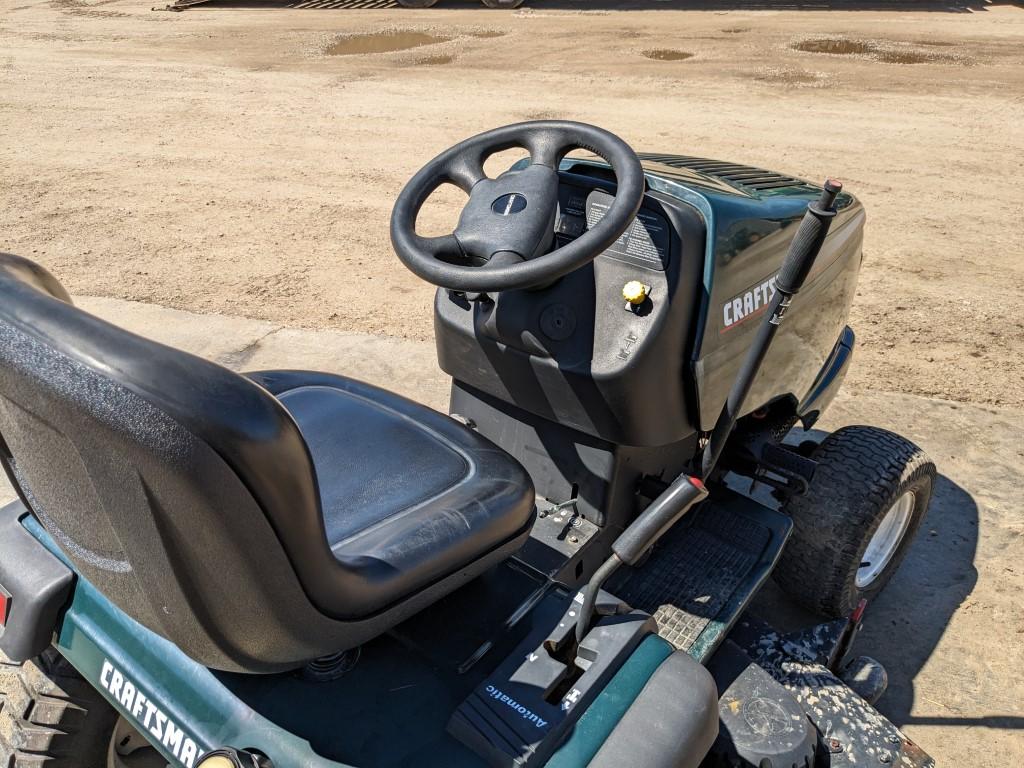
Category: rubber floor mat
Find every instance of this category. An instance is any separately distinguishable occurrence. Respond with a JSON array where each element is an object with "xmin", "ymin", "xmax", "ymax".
[{"xmin": 613, "ymin": 492, "xmax": 788, "ymax": 661}]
